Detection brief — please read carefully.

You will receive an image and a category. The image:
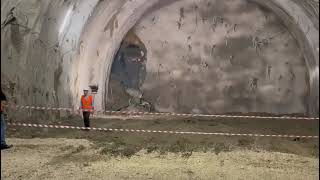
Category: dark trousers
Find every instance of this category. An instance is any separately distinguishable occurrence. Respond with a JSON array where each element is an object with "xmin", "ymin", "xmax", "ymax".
[
  {"xmin": 1, "ymin": 114, "xmax": 7, "ymax": 145},
  {"xmin": 82, "ymin": 112, "xmax": 90, "ymax": 127}
]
